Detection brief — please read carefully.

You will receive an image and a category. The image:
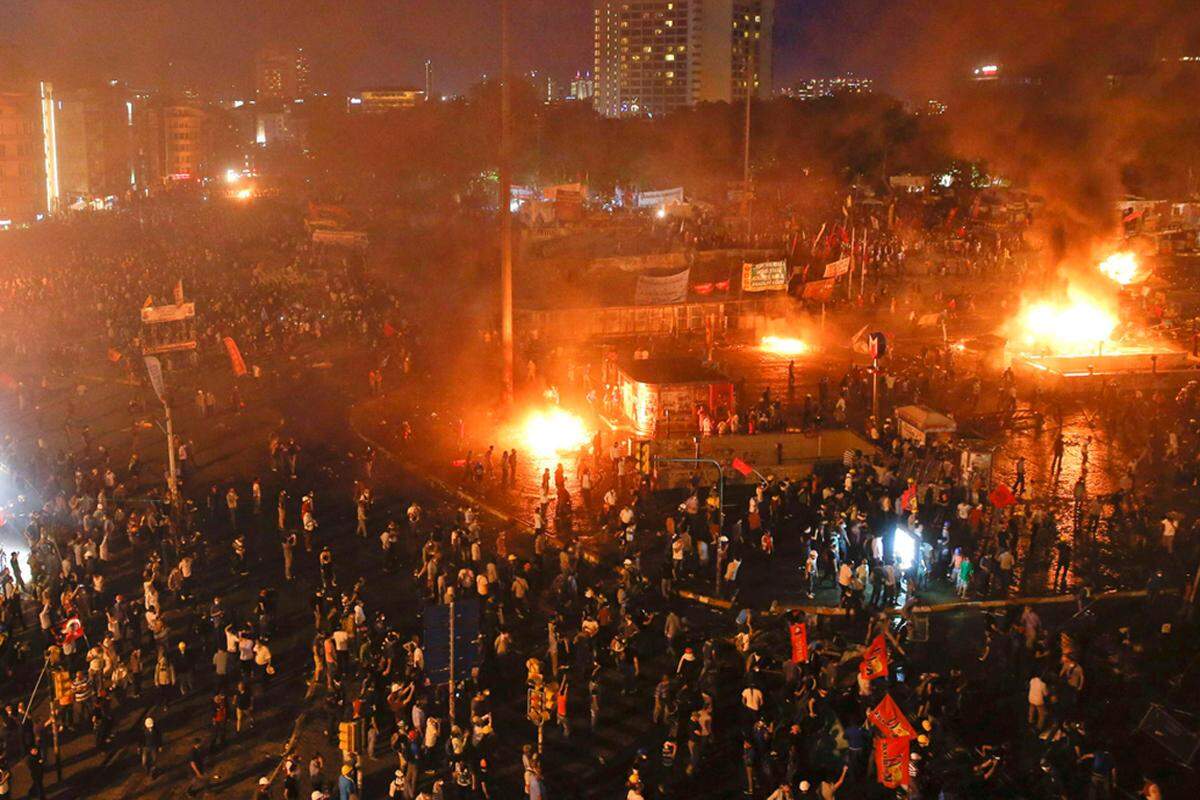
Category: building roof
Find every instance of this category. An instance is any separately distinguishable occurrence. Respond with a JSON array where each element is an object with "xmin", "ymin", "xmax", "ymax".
[{"xmin": 617, "ymin": 357, "xmax": 731, "ymax": 386}]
